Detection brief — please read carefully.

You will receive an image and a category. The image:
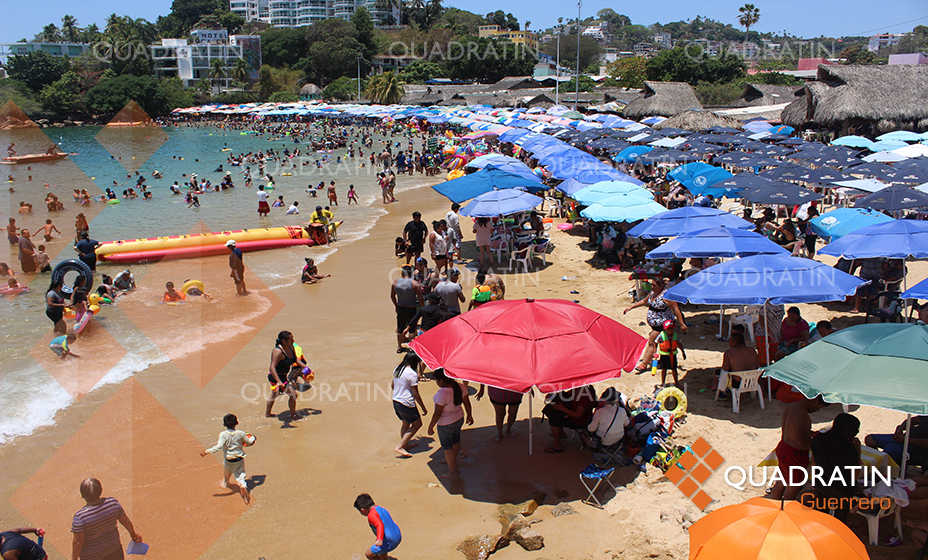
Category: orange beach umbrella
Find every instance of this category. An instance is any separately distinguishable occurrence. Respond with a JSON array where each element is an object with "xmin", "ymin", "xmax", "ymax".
[{"xmin": 689, "ymin": 497, "xmax": 869, "ymax": 560}]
